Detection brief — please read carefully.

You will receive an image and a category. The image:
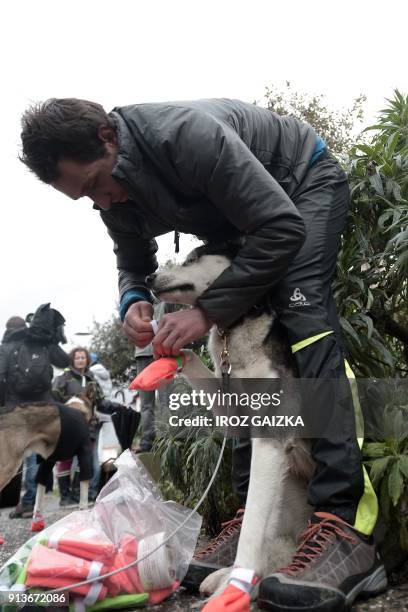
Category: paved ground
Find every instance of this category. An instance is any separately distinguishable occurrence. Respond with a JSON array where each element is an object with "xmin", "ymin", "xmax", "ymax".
[{"xmin": 1, "ymin": 496, "xmax": 407, "ymax": 611}]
